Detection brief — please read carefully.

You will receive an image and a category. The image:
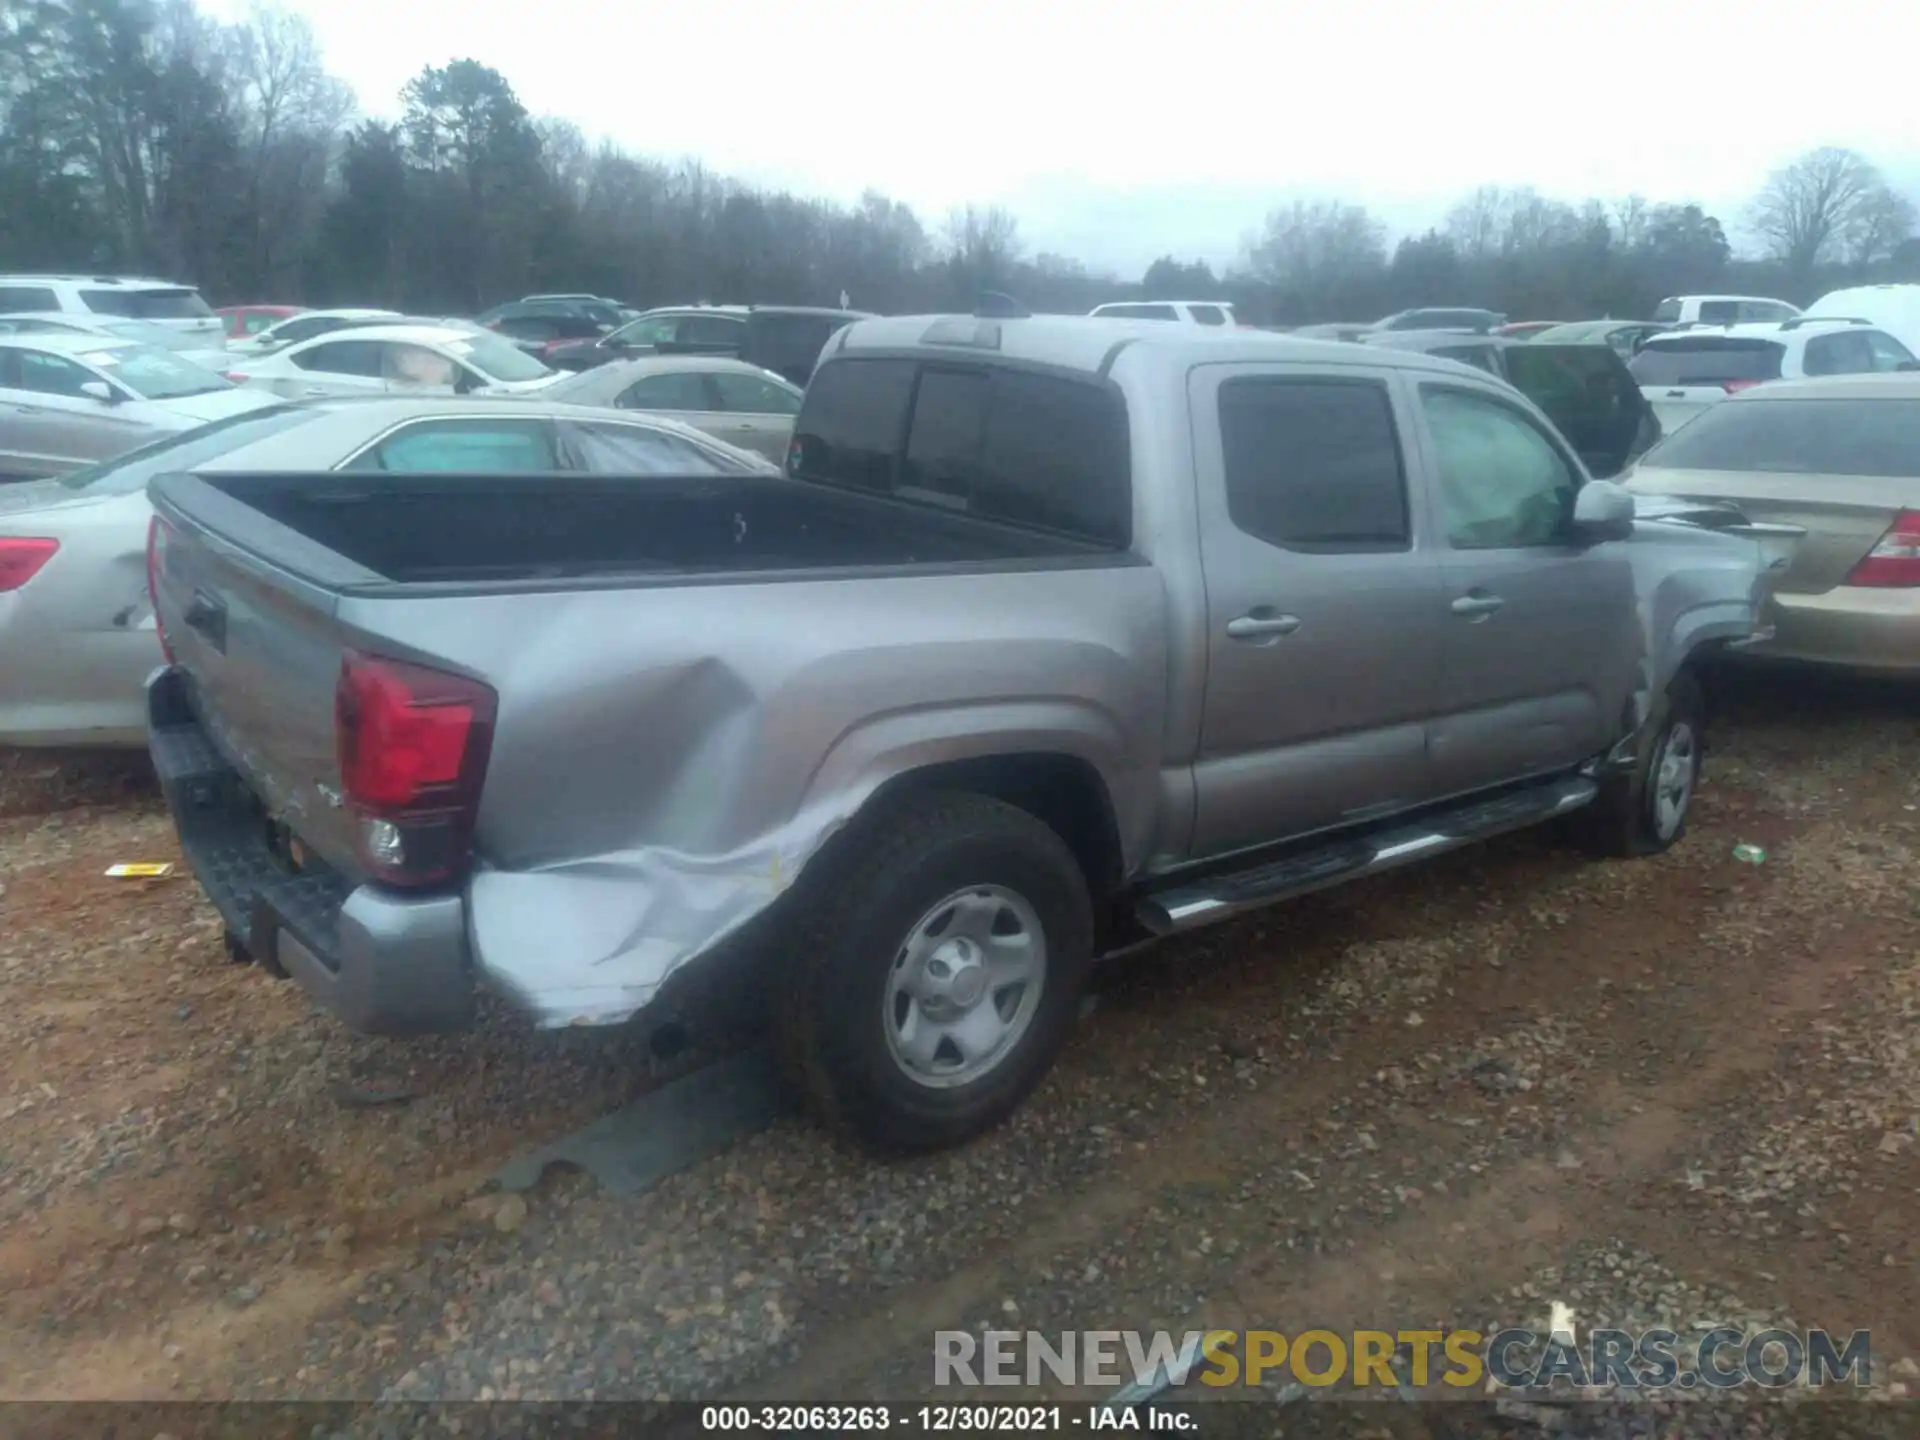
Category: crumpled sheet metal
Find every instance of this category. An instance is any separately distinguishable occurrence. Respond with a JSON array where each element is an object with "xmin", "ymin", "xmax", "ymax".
[{"xmin": 467, "ymin": 794, "xmax": 861, "ymax": 1029}]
